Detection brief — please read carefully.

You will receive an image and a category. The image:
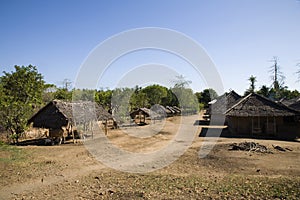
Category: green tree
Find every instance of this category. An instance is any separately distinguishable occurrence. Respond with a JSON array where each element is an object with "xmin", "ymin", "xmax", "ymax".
[
  {"xmin": 42, "ymin": 83, "xmax": 57, "ymax": 103},
  {"xmin": 141, "ymin": 85, "xmax": 168, "ymax": 106},
  {"xmin": 162, "ymin": 88, "xmax": 178, "ymax": 107},
  {"xmin": 244, "ymin": 75, "xmax": 257, "ymax": 96},
  {"xmin": 130, "ymin": 86, "xmax": 149, "ymax": 109},
  {"xmin": 248, "ymin": 75, "xmax": 256, "ymax": 92},
  {"xmin": 171, "ymin": 76, "xmax": 199, "ymax": 114},
  {"xmin": 111, "ymin": 88, "xmax": 134, "ymax": 123},
  {"xmin": 73, "ymin": 88, "xmax": 95, "ymax": 101},
  {"xmin": 0, "ymin": 65, "xmax": 45, "ymax": 144},
  {"xmin": 257, "ymin": 85, "xmax": 270, "ymax": 98},
  {"xmin": 95, "ymin": 89, "xmax": 113, "ymax": 110},
  {"xmin": 197, "ymin": 88, "xmax": 218, "ymax": 107},
  {"xmin": 53, "ymin": 88, "xmax": 72, "ymax": 100}
]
